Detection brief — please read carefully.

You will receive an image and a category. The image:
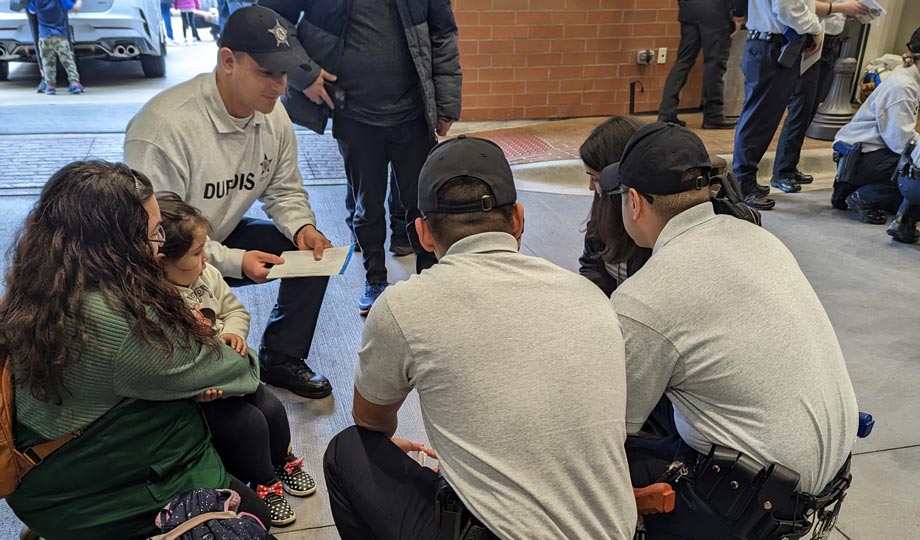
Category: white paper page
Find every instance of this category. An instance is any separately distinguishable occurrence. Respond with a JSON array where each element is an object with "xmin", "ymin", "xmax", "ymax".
[
  {"xmin": 266, "ymin": 245, "xmax": 355, "ymax": 279},
  {"xmin": 802, "ymin": 46, "xmax": 822, "ymax": 76},
  {"xmin": 856, "ymin": 0, "xmax": 886, "ymax": 24}
]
